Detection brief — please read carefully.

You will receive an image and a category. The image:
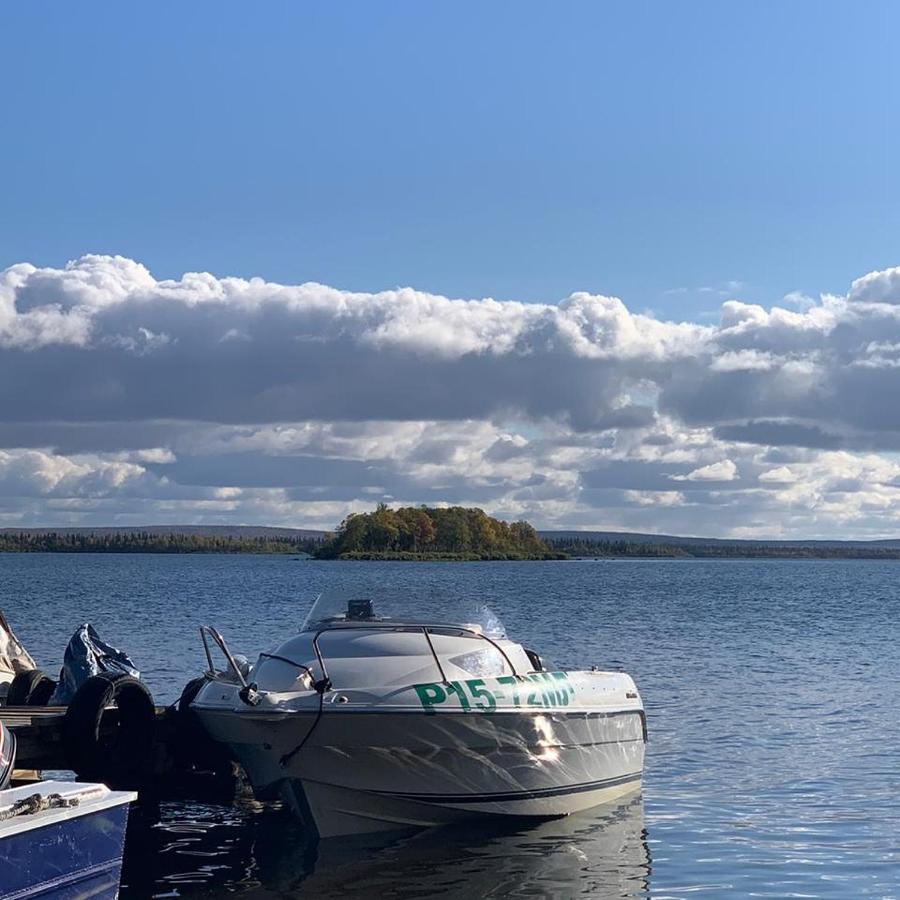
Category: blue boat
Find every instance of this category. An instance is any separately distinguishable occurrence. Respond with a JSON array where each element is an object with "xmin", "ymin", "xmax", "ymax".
[{"xmin": 0, "ymin": 722, "xmax": 136, "ymax": 899}]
